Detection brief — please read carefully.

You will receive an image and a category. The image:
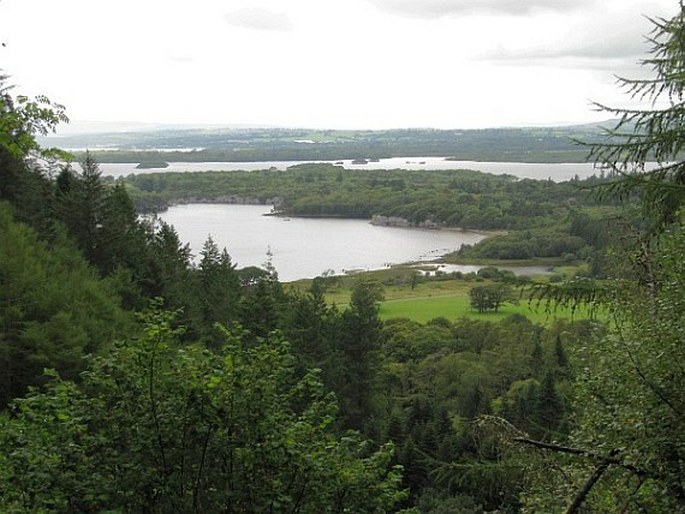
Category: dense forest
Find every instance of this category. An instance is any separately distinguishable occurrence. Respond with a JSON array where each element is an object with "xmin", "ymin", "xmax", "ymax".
[
  {"xmin": 2, "ymin": 4, "xmax": 685, "ymax": 513},
  {"xmin": 43, "ymin": 124, "xmax": 602, "ymax": 164}
]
